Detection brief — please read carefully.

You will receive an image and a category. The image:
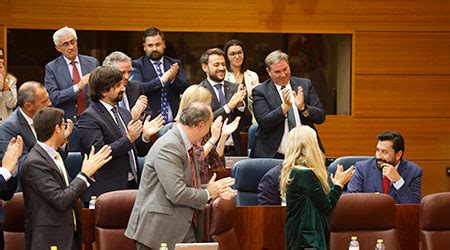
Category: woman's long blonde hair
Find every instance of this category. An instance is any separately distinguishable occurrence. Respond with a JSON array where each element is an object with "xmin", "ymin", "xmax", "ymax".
[
  {"xmin": 280, "ymin": 126, "xmax": 329, "ymax": 198},
  {"xmin": 175, "ymin": 84, "xmax": 212, "ymax": 121}
]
